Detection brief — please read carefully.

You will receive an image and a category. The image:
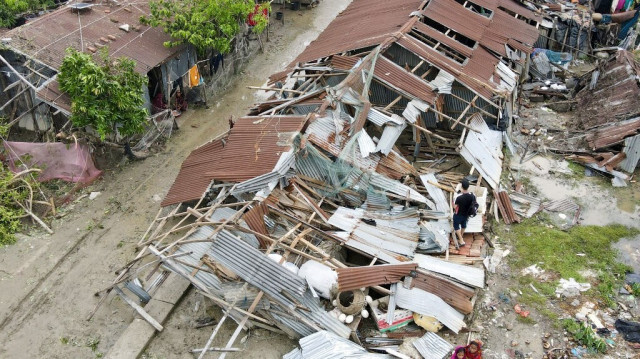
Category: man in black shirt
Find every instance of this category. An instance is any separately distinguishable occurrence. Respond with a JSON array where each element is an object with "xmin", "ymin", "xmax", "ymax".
[{"xmin": 453, "ymin": 179, "xmax": 474, "ymax": 247}]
